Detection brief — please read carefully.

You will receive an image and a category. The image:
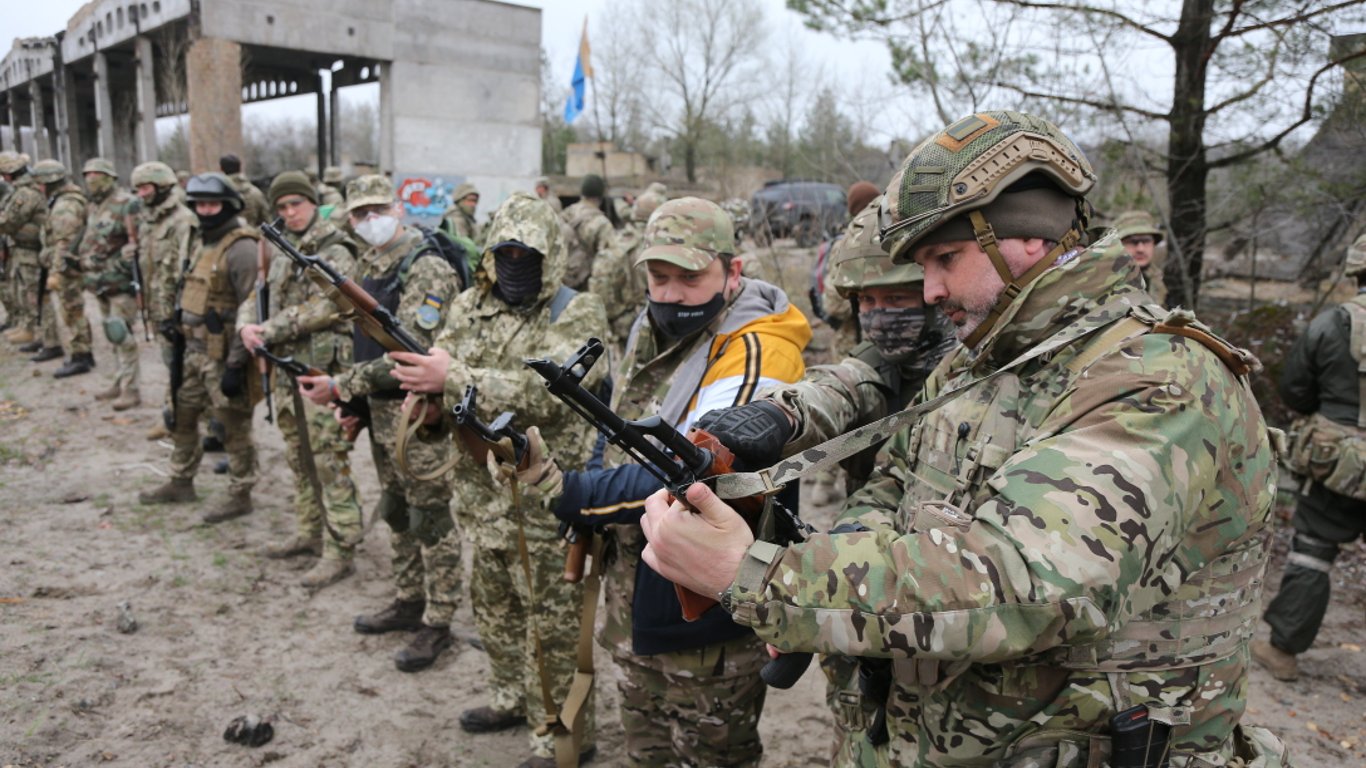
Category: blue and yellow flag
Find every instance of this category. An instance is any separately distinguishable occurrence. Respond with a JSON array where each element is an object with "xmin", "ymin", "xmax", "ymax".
[{"xmin": 563, "ymin": 18, "xmax": 592, "ymax": 125}]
